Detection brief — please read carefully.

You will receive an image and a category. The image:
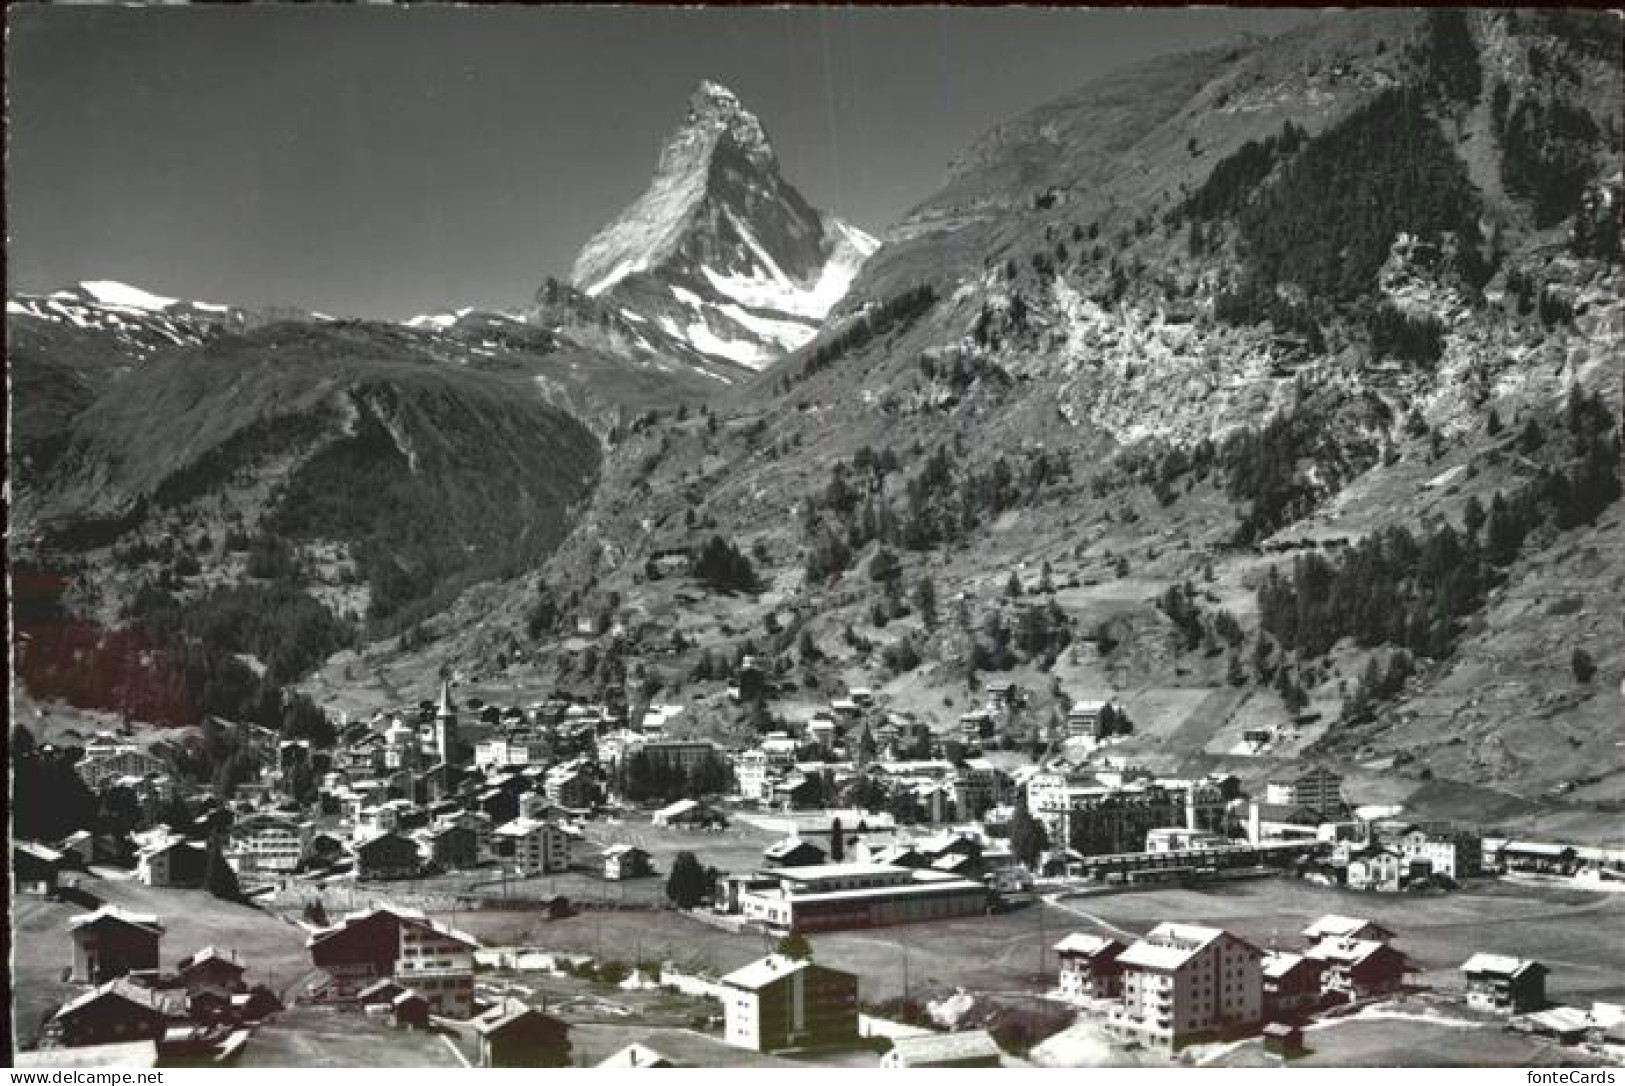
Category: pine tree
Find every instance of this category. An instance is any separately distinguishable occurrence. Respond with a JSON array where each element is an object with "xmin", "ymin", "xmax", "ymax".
[
  {"xmin": 776, "ymin": 931, "xmax": 813, "ymax": 961},
  {"xmin": 1009, "ymin": 792, "xmax": 1048, "ymax": 868},
  {"xmin": 912, "ymin": 574, "xmax": 938, "ymax": 629},
  {"xmin": 665, "ymin": 851, "xmax": 708, "ymax": 909},
  {"xmin": 204, "ymin": 840, "xmax": 243, "ymax": 903},
  {"xmin": 1462, "ymin": 495, "xmax": 1487, "ymax": 539}
]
